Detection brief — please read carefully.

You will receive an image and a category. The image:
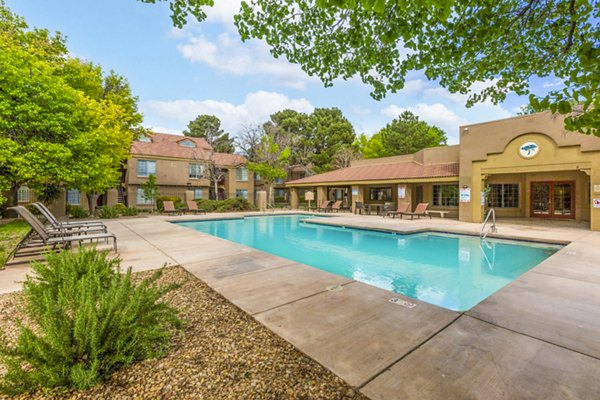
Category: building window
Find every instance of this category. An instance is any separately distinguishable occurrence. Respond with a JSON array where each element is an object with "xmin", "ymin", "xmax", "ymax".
[
  {"xmin": 369, "ymin": 187, "xmax": 392, "ymax": 201},
  {"xmin": 178, "ymin": 139, "xmax": 196, "ymax": 148},
  {"xmin": 136, "ymin": 188, "xmax": 153, "ymax": 205},
  {"xmin": 254, "ymin": 173, "xmax": 262, "ymax": 181},
  {"xmin": 274, "ymin": 177, "xmax": 285, "ymax": 184},
  {"xmin": 236, "ymin": 167, "xmax": 248, "ymax": 181},
  {"xmin": 235, "ymin": 189, "xmax": 248, "ymax": 199},
  {"xmin": 17, "ymin": 185, "xmax": 31, "ymax": 203},
  {"xmin": 433, "ymin": 185, "xmax": 459, "ymax": 207},
  {"xmin": 66, "ymin": 189, "xmax": 80, "ymax": 205},
  {"xmin": 188, "ymin": 163, "xmax": 204, "ymax": 179},
  {"xmin": 137, "ymin": 160, "xmax": 156, "ymax": 177},
  {"xmin": 193, "ymin": 188, "xmax": 204, "ymax": 200},
  {"xmin": 487, "ymin": 184, "xmax": 519, "ymax": 208}
]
